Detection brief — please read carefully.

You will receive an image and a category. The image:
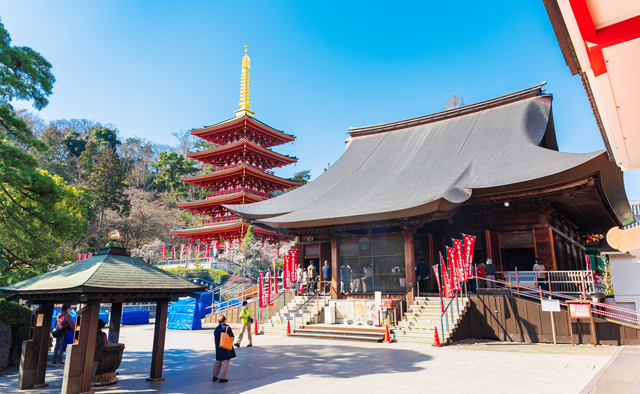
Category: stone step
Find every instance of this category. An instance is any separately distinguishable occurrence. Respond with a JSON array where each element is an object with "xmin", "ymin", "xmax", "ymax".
[{"xmin": 289, "ymin": 331, "xmax": 383, "ymax": 343}]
